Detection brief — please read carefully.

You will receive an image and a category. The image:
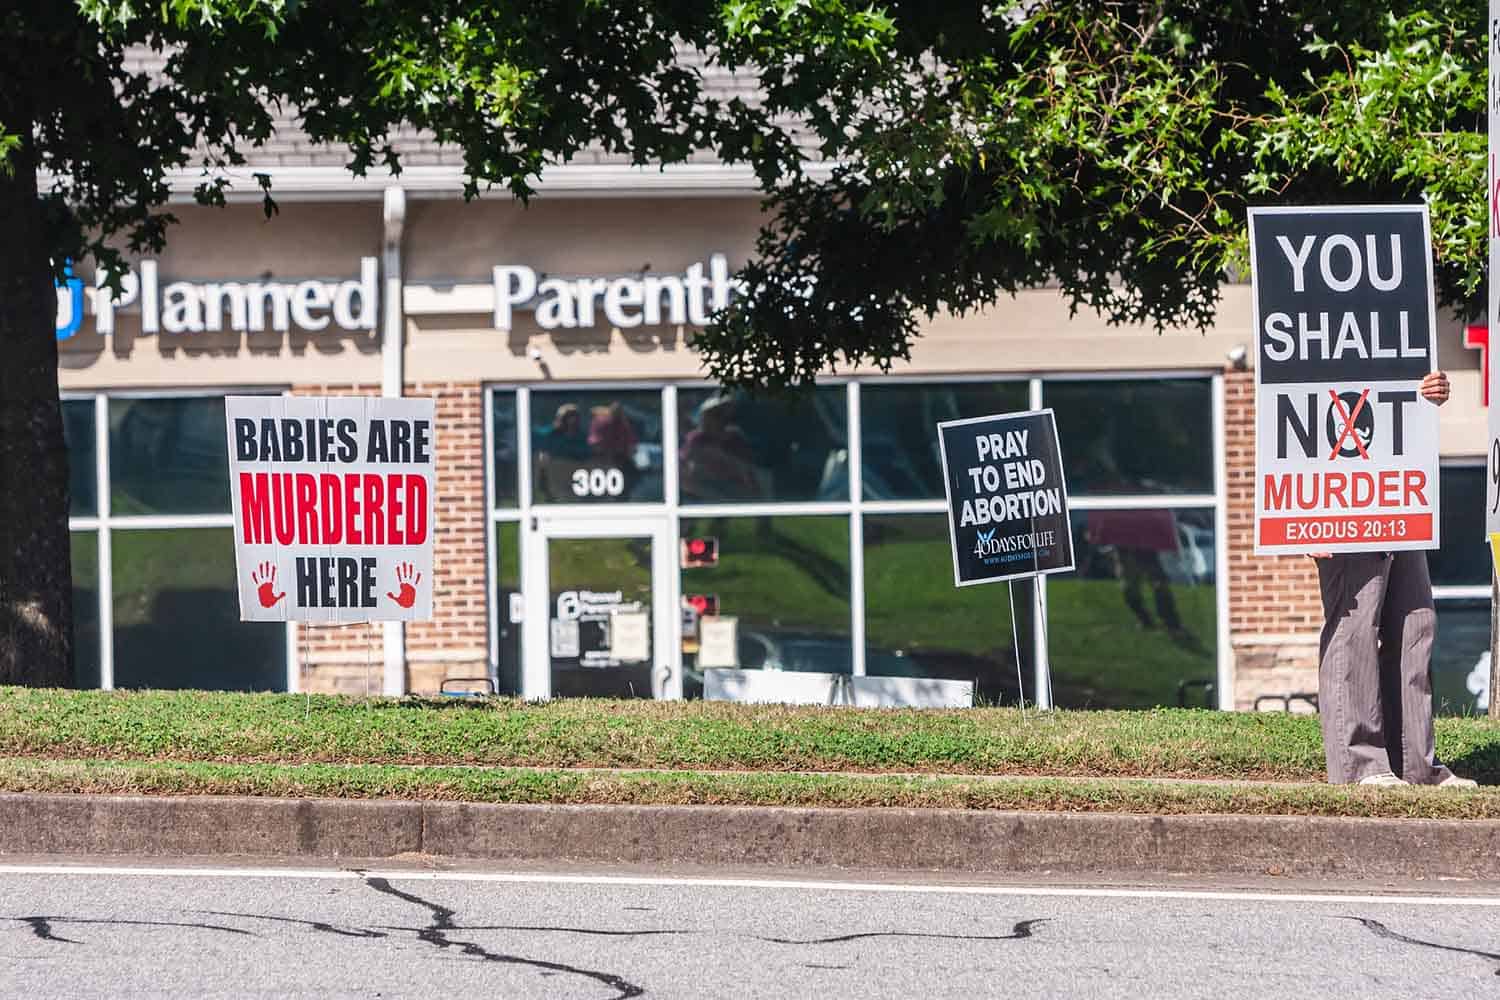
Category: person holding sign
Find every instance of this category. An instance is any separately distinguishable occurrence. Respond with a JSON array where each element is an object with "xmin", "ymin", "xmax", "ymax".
[
  {"xmin": 1248, "ymin": 204, "xmax": 1476, "ymax": 788},
  {"xmin": 1309, "ymin": 371, "xmax": 1475, "ymax": 788}
]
